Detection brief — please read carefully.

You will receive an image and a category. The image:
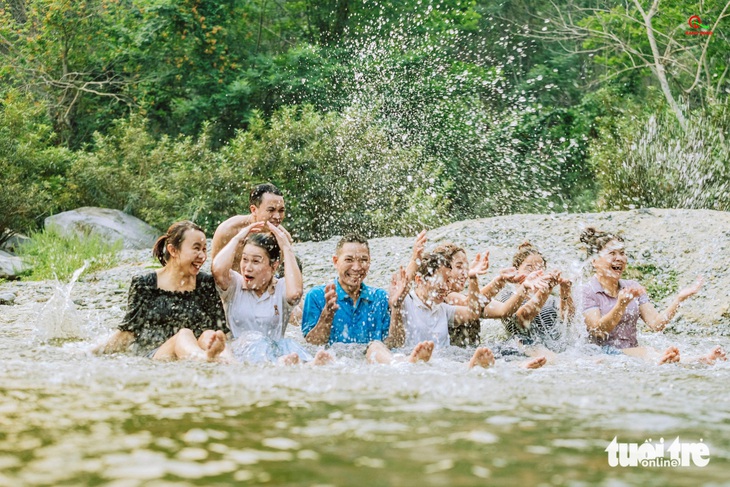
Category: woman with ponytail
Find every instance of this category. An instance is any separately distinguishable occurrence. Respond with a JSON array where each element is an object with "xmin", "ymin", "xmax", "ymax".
[
  {"xmin": 95, "ymin": 221, "xmax": 231, "ymax": 362},
  {"xmin": 581, "ymin": 227, "xmax": 724, "ymax": 364}
]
